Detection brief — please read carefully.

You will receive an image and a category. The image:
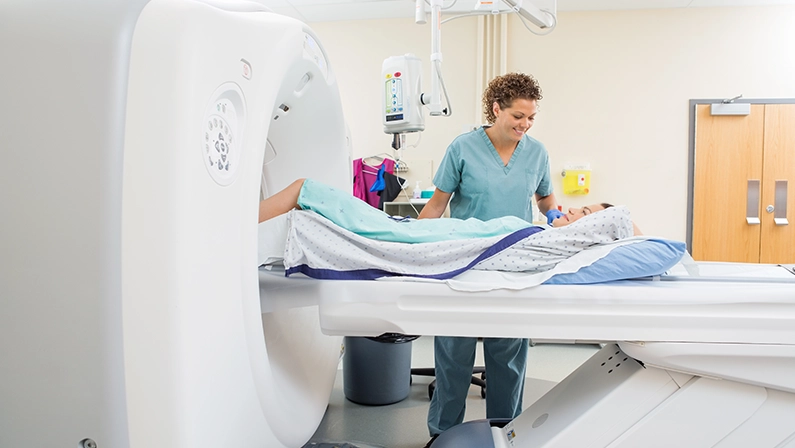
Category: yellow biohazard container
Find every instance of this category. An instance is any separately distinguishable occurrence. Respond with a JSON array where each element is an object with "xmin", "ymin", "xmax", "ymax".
[{"xmin": 562, "ymin": 164, "xmax": 591, "ymax": 195}]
